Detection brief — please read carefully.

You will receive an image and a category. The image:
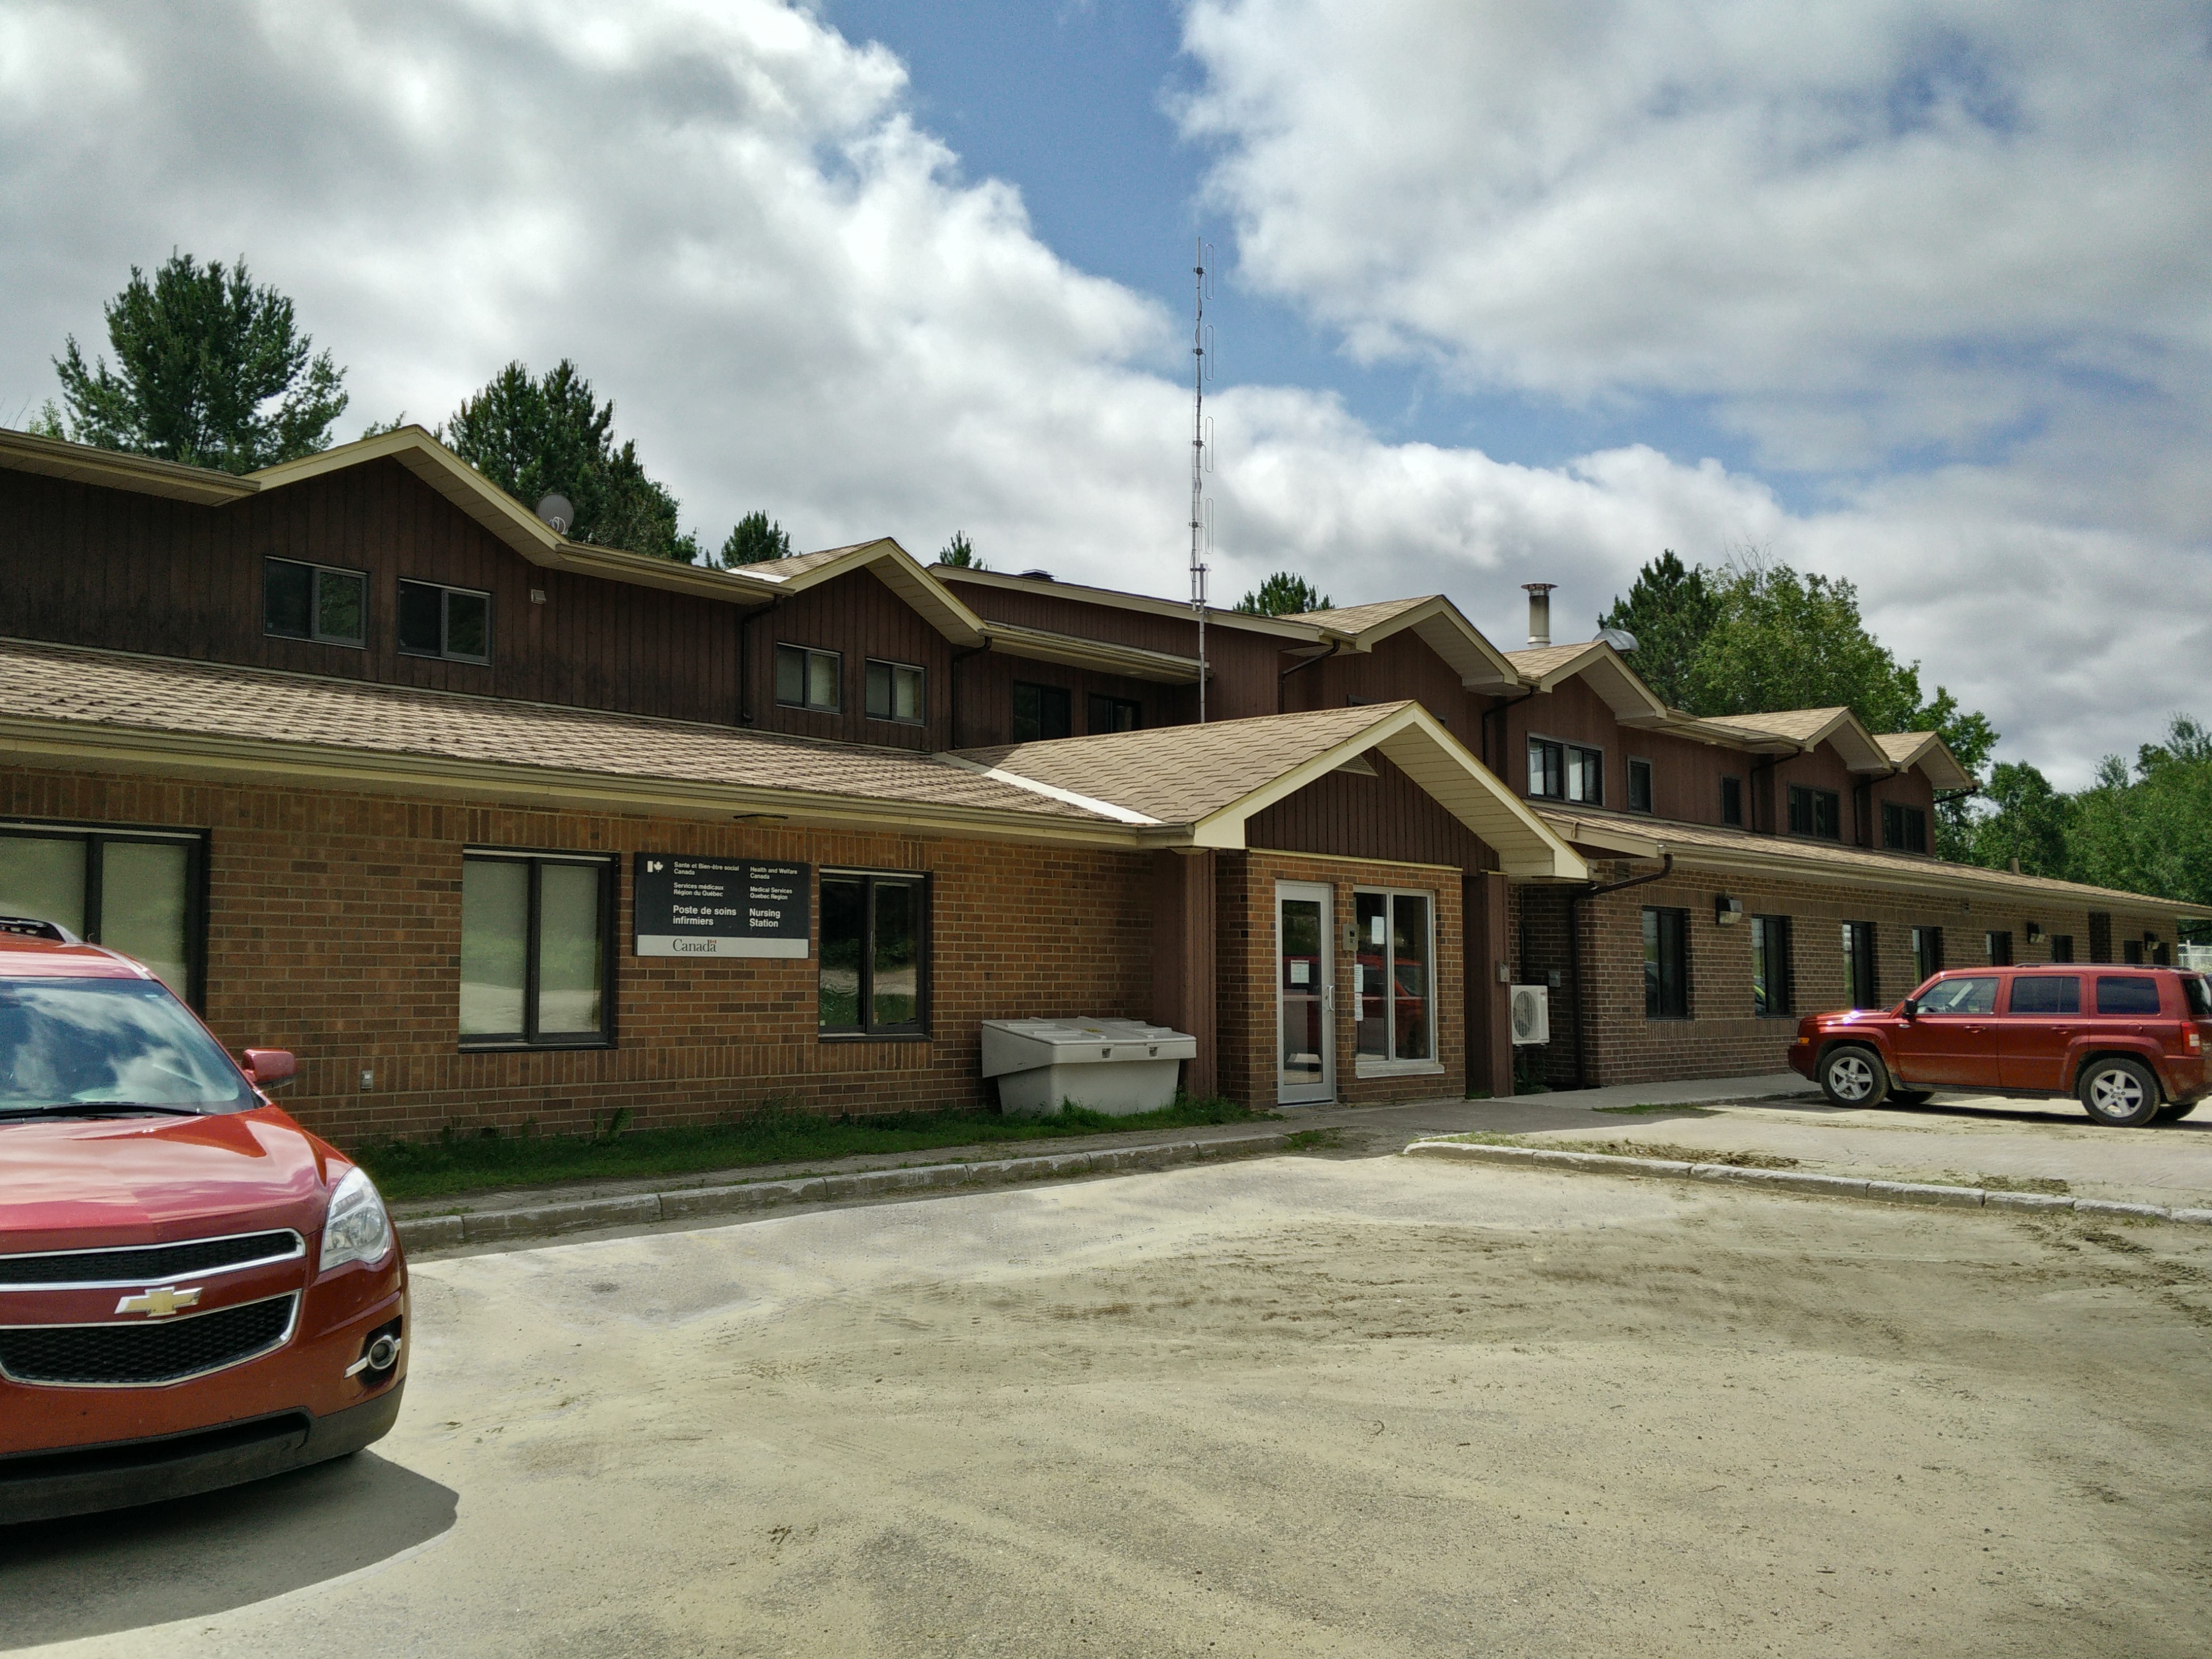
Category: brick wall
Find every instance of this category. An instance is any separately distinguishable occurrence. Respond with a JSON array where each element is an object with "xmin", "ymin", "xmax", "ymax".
[
  {"xmin": 1, "ymin": 765, "xmax": 1154, "ymax": 1144},
  {"xmin": 1215, "ymin": 849, "xmax": 1465, "ymax": 1109}
]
